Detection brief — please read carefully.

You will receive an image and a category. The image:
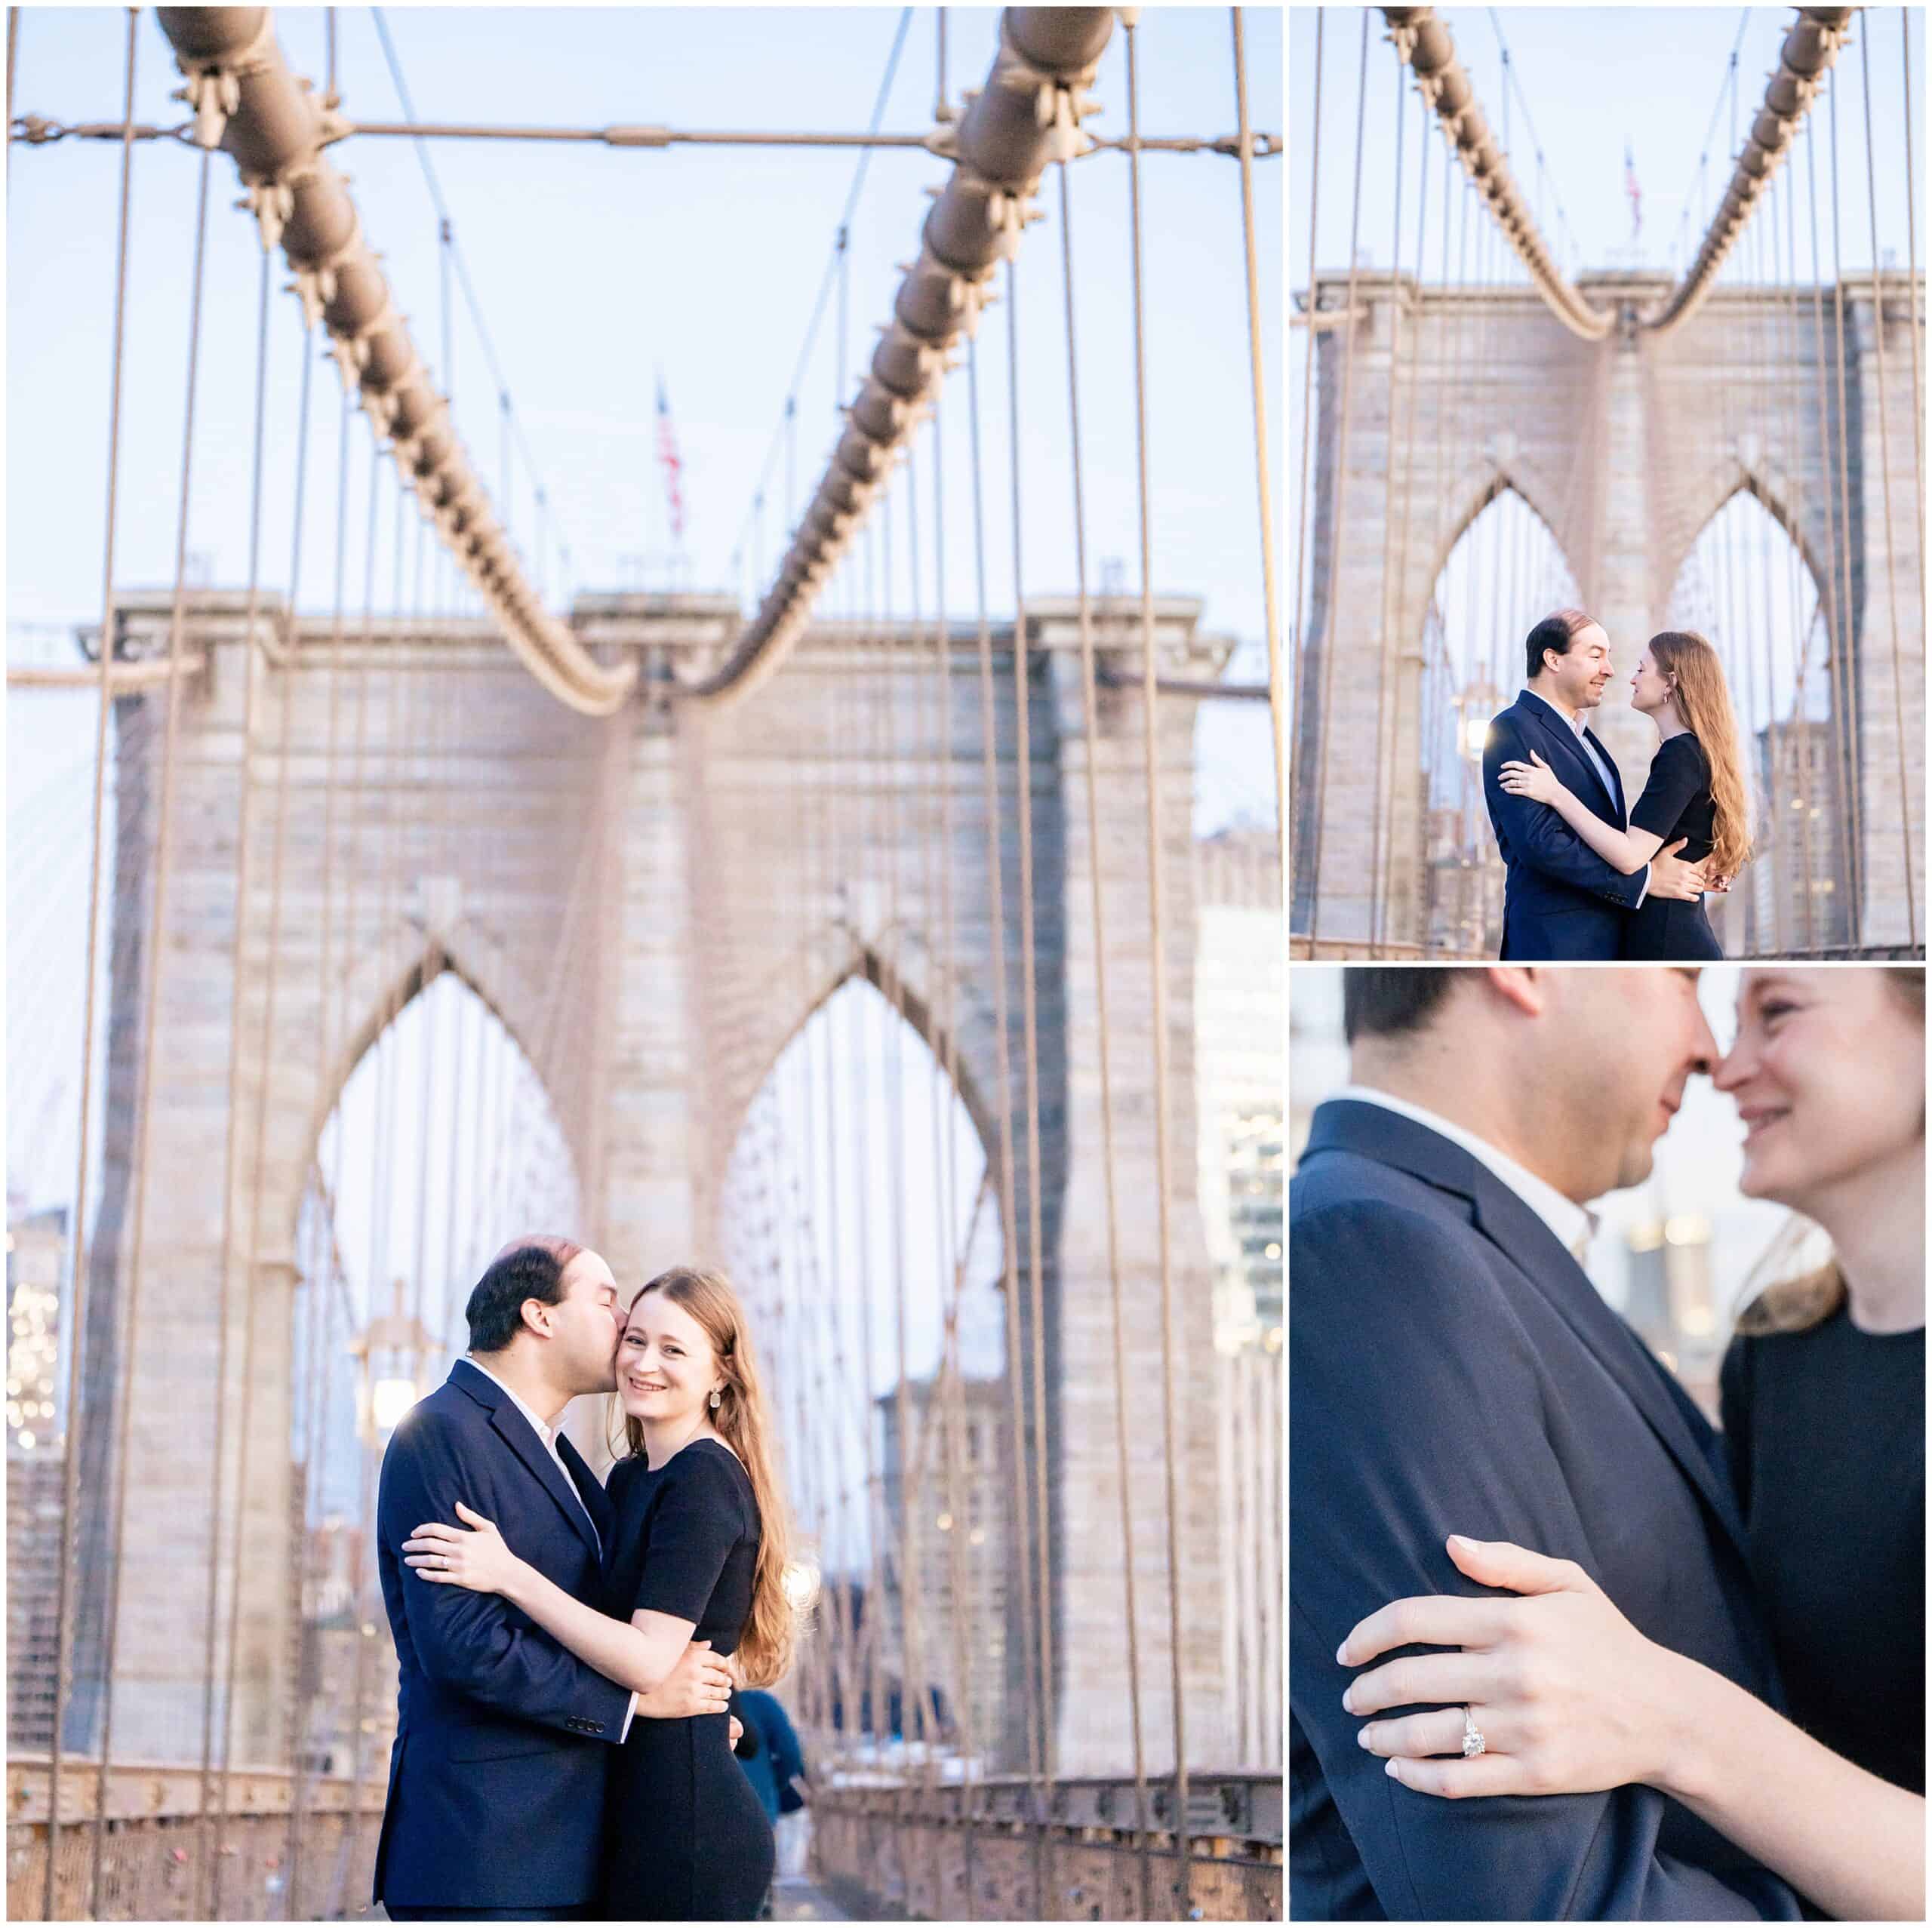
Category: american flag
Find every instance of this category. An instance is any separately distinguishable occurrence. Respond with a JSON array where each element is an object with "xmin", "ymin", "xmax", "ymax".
[
  {"xmin": 656, "ymin": 374, "xmax": 685, "ymax": 544},
  {"xmin": 1624, "ymin": 141, "xmax": 1641, "ymax": 242}
]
